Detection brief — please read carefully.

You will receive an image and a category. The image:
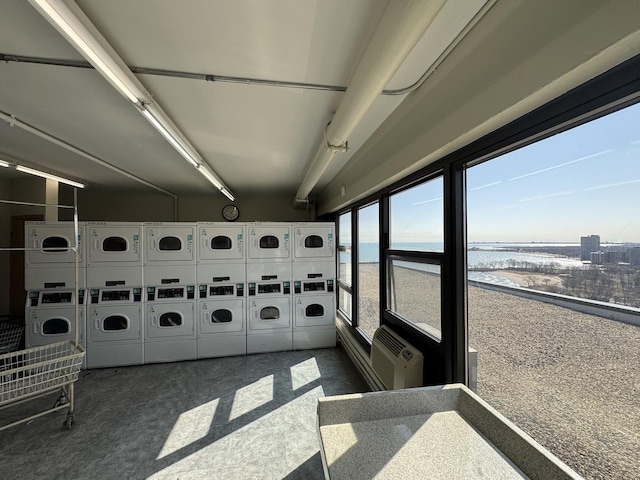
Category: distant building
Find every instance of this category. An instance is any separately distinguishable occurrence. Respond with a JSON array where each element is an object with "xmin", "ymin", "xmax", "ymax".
[
  {"xmin": 590, "ymin": 251, "xmax": 605, "ymax": 265},
  {"xmin": 629, "ymin": 247, "xmax": 640, "ymax": 267},
  {"xmin": 604, "ymin": 250, "xmax": 625, "ymax": 264},
  {"xmin": 581, "ymin": 235, "xmax": 600, "ymax": 261}
]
